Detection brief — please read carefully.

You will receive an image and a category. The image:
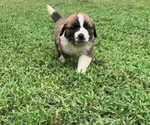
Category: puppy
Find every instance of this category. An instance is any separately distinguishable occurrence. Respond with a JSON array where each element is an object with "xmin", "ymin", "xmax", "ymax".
[{"xmin": 47, "ymin": 5, "xmax": 97, "ymax": 73}]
